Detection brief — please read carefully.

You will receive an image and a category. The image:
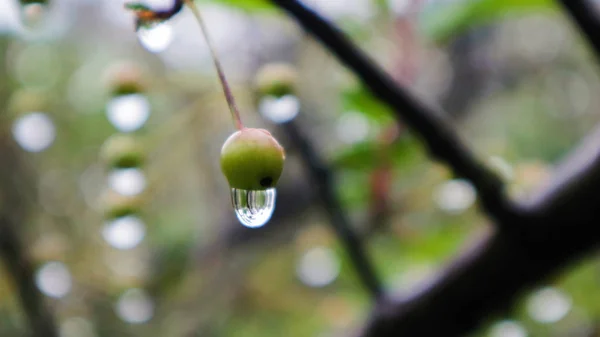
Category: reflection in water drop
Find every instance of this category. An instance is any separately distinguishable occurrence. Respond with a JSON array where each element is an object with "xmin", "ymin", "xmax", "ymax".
[
  {"xmin": 259, "ymin": 95, "xmax": 300, "ymax": 124},
  {"xmin": 102, "ymin": 216, "xmax": 146, "ymax": 250},
  {"xmin": 137, "ymin": 23, "xmax": 173, "ymax": 53},
  {"xmin": 231, "ymin": 188, "xmax": 276, "ymax": 228},
  {"xmin": 115, "ymin": 288, "xmax": 154, "ymax": 324},
  {"xmin": 489, "ymin": 320, "xmax": 527, "ymax": 337},
  {"xmin": 296, "ymin": 246, "xmax": 340, "ymax": 288},
  {"xmin": 12, "ymin": 112, "xmax": 55, "ymax": 152},
  {"xmin": 527, "ymin": 287, "xmax": 572, "ymax": 323},
  {"xmin": 108, "ymin": 168, "xmax": 146, "ymax": 197},
  {"xmin": 35, "ymin": 261, "xmax": 72, "ymax": 298},
  {"xmin": 20, "ymin": 3, "xmax": 48, "ymax": 29},
  {"xmin": 106, "ymin": 94, "xmax": 150, "ymax": 133}
]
